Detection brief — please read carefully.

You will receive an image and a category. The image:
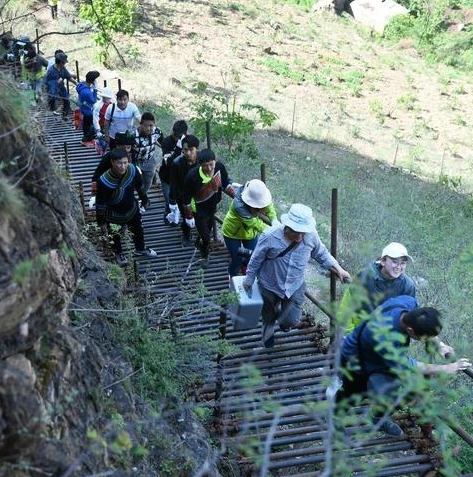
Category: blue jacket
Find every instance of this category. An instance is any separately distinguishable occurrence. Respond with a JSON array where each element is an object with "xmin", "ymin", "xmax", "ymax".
[
  {"xmin": 45, "ymin": 64, "xmax": 72, "ymax": 97},
  {"xmin": 76, "ymin": 81, "xmax": 98, "ymax": 117},
  {"xmin": 341, "ymin": 295, "xmax": 419, "ymax": 376}
]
